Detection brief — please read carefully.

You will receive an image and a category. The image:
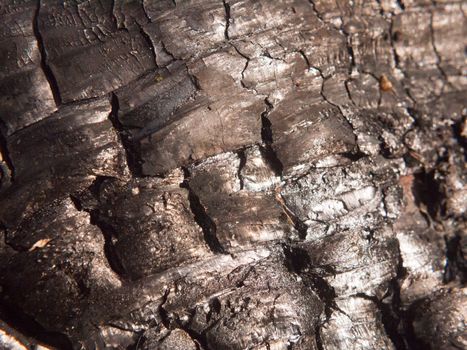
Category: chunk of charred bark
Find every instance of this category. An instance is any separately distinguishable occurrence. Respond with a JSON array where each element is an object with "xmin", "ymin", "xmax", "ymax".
[
  {"xmin": 0, "ymin": 0, "xmax": 56, "ymax": 135},
  {"xmin": 0, "ymin": 98, "xmax": 129, "ymax": 227},
  {"xmin": 1, "ymin": 198, "xmax": 121, "ymax": 337},
  {"xmin": 36, "ymin": 0, "xmax": 156, "ymax": 103},
  {"xmin": 76, "ymin": 169, "xmax": 211, "ymax": 279}
]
